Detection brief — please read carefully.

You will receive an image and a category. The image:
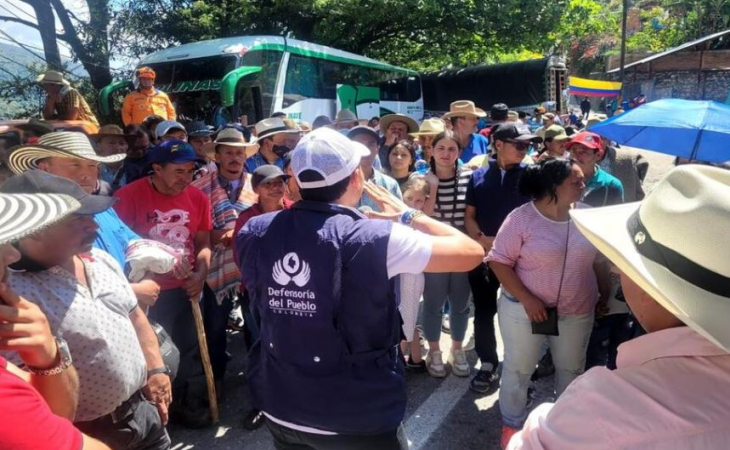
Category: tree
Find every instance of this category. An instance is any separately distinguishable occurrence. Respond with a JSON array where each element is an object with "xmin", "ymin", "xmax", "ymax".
[
  {"xmin": 0, "ymin": 0, "xmax": 113, "ymax": 90},
  {"xmin": 117, "ymin": 0, "xmax": 577, "ymax": 72}
]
